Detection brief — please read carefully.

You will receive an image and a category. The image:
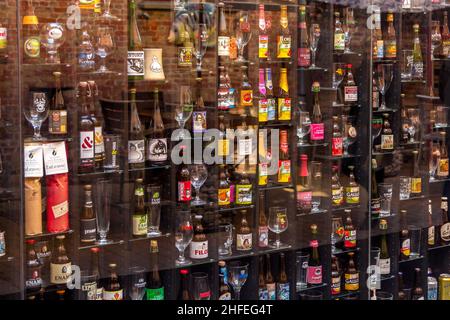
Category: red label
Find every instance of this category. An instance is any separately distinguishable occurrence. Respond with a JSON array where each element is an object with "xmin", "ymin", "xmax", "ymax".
[
  {"xmin": 199, "ymin": 291, "xmax": 211, "ymax": 299},
  {"xmin": 297, "ymin": 191, "xmax": 312, "ymax": 212},
  {"xmin": 178, "ymin": 181, "xmax": 192, "ymax": 202},
  {"xmin": 344, "ymin": 230, "xmax": 357, "ymax": 248},
  {"xmin": 310, "ymin": 123, "xmax": 324, "ymax": 141},
  {"xmin": 298, "ymin": 47, "xmax": 311, "ymax": 67},
  {"xmin": 306, "ymin": 265, "xmax": 322, "ymax": 284},
  {"xmin": 332, "ymin": 137, "xmax": 343, "ymax": 156},
  {"xmin": 310, "ymin": 240, "xmax": 319, "ymax": 248},
  {"xmin": 46, "ymin": 173, "xmax": 69, "ymax": 233}
]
